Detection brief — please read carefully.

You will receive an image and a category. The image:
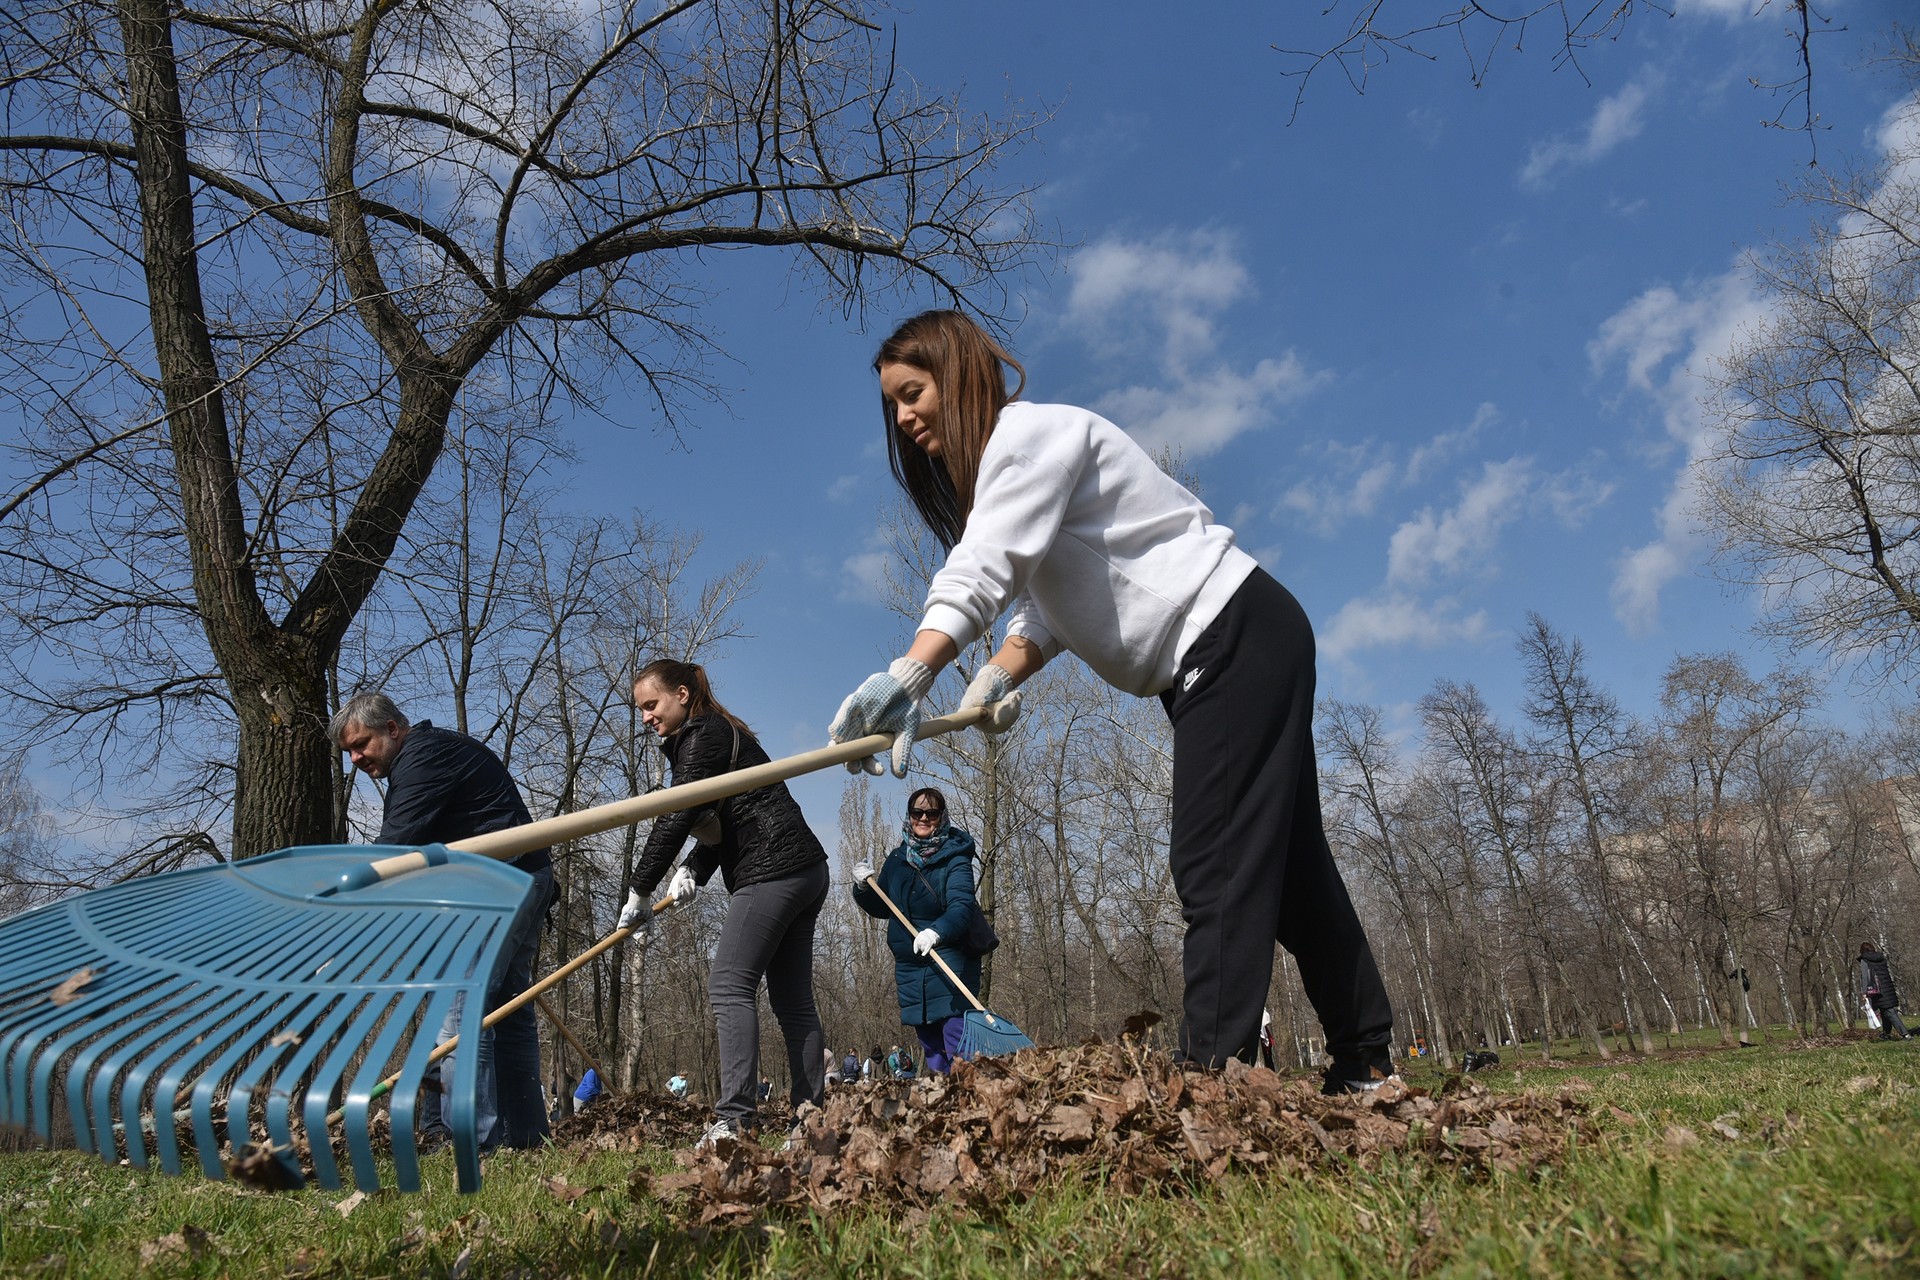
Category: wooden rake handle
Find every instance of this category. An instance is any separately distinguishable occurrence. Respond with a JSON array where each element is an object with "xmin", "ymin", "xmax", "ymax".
[
  {"xmin": 332, "ymin": 894, "xmax": 671, "ymax": 1125},
  {"xmin": 358, "ymin": 705, "xmax": 995, "ymax": 883},
  {"xmin": 861, "ymin": 874, "xmax": 1004, "ymax": 1025}
]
